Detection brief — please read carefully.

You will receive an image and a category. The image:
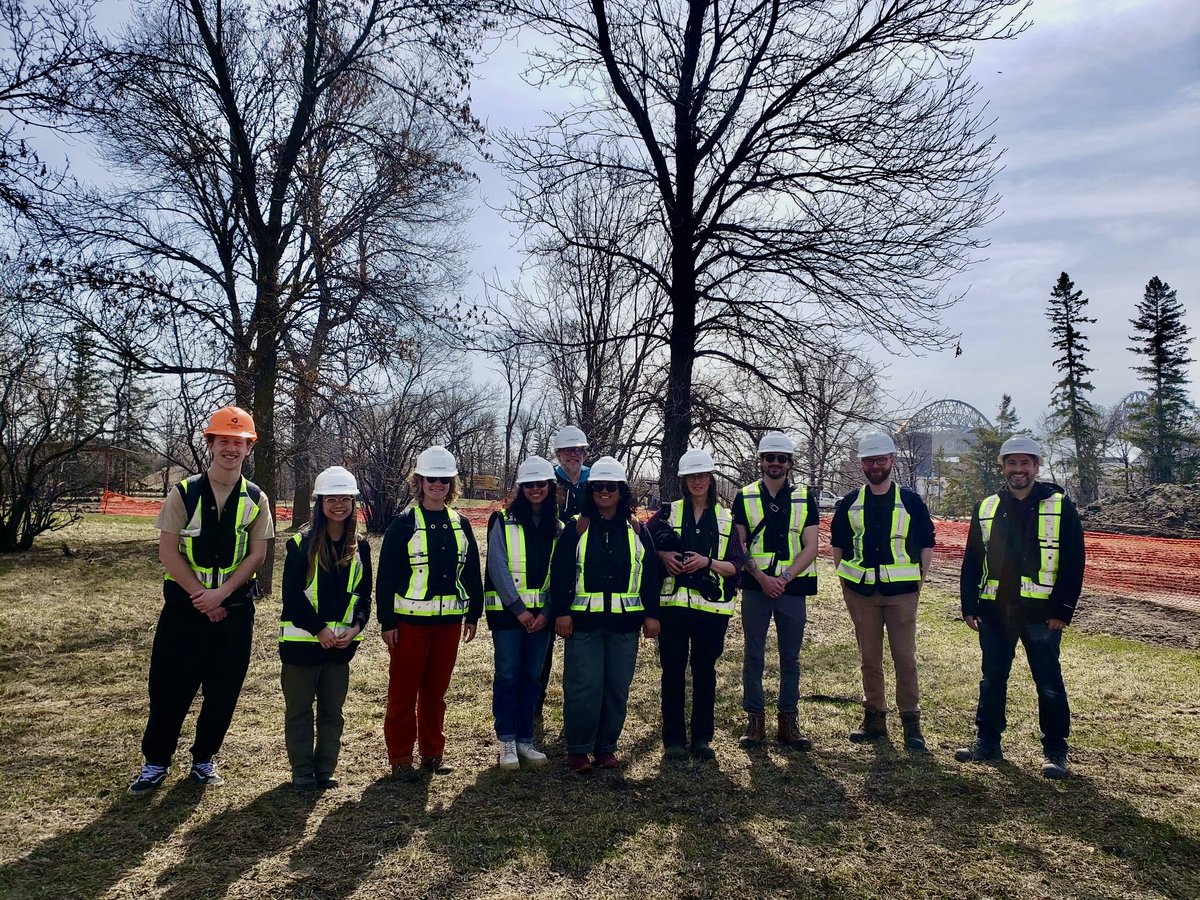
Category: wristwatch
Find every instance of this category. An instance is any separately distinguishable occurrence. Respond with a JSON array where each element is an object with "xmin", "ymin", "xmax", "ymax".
[{"xmin": 780, "ymin": 571, "xmax": 794, "ymax": 582}]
